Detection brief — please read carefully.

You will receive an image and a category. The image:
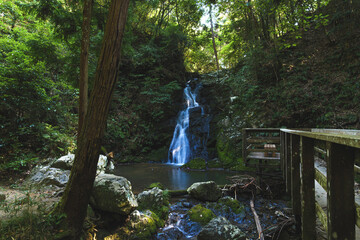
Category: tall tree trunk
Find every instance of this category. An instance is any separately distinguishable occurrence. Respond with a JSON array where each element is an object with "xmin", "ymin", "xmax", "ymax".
[
  {"xmin": 78, "ymin": 0, "xmax": 93, "ymax": 137},
  {"xmin": 57, "ymin": 0, "xmax": 130, "ymax": 237},
  {"xmin": 209, "ymin": 4, "xmax": 220, "ymax": 72}
]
